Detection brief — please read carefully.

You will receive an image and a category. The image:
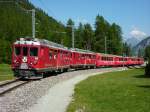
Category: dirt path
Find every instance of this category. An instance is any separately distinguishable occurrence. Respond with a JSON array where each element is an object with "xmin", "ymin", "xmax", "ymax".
[{"xmin": 26, "ymin": 68, "xmax": 125, "ymax": 112}]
